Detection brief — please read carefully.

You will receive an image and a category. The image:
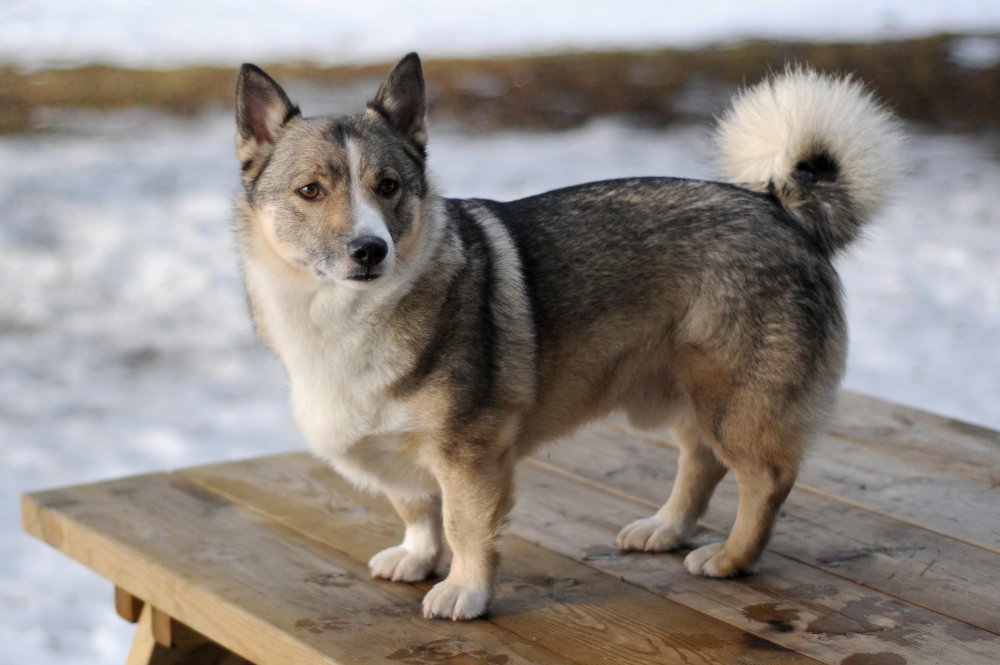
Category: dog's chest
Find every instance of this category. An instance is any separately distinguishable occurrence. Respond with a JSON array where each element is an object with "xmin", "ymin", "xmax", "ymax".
[{"xmin": 246, "ymin": 265, "xmax": 414, "ymax": 457}]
